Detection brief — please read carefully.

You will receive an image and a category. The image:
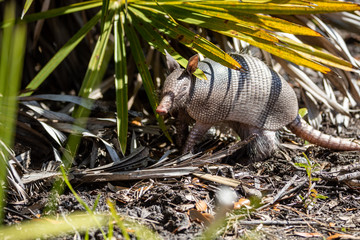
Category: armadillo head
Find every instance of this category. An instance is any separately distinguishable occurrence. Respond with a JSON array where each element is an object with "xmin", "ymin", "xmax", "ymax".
[{"xmin": 156, "ymin": 52, "xmax": 199, "ymax": 115}]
